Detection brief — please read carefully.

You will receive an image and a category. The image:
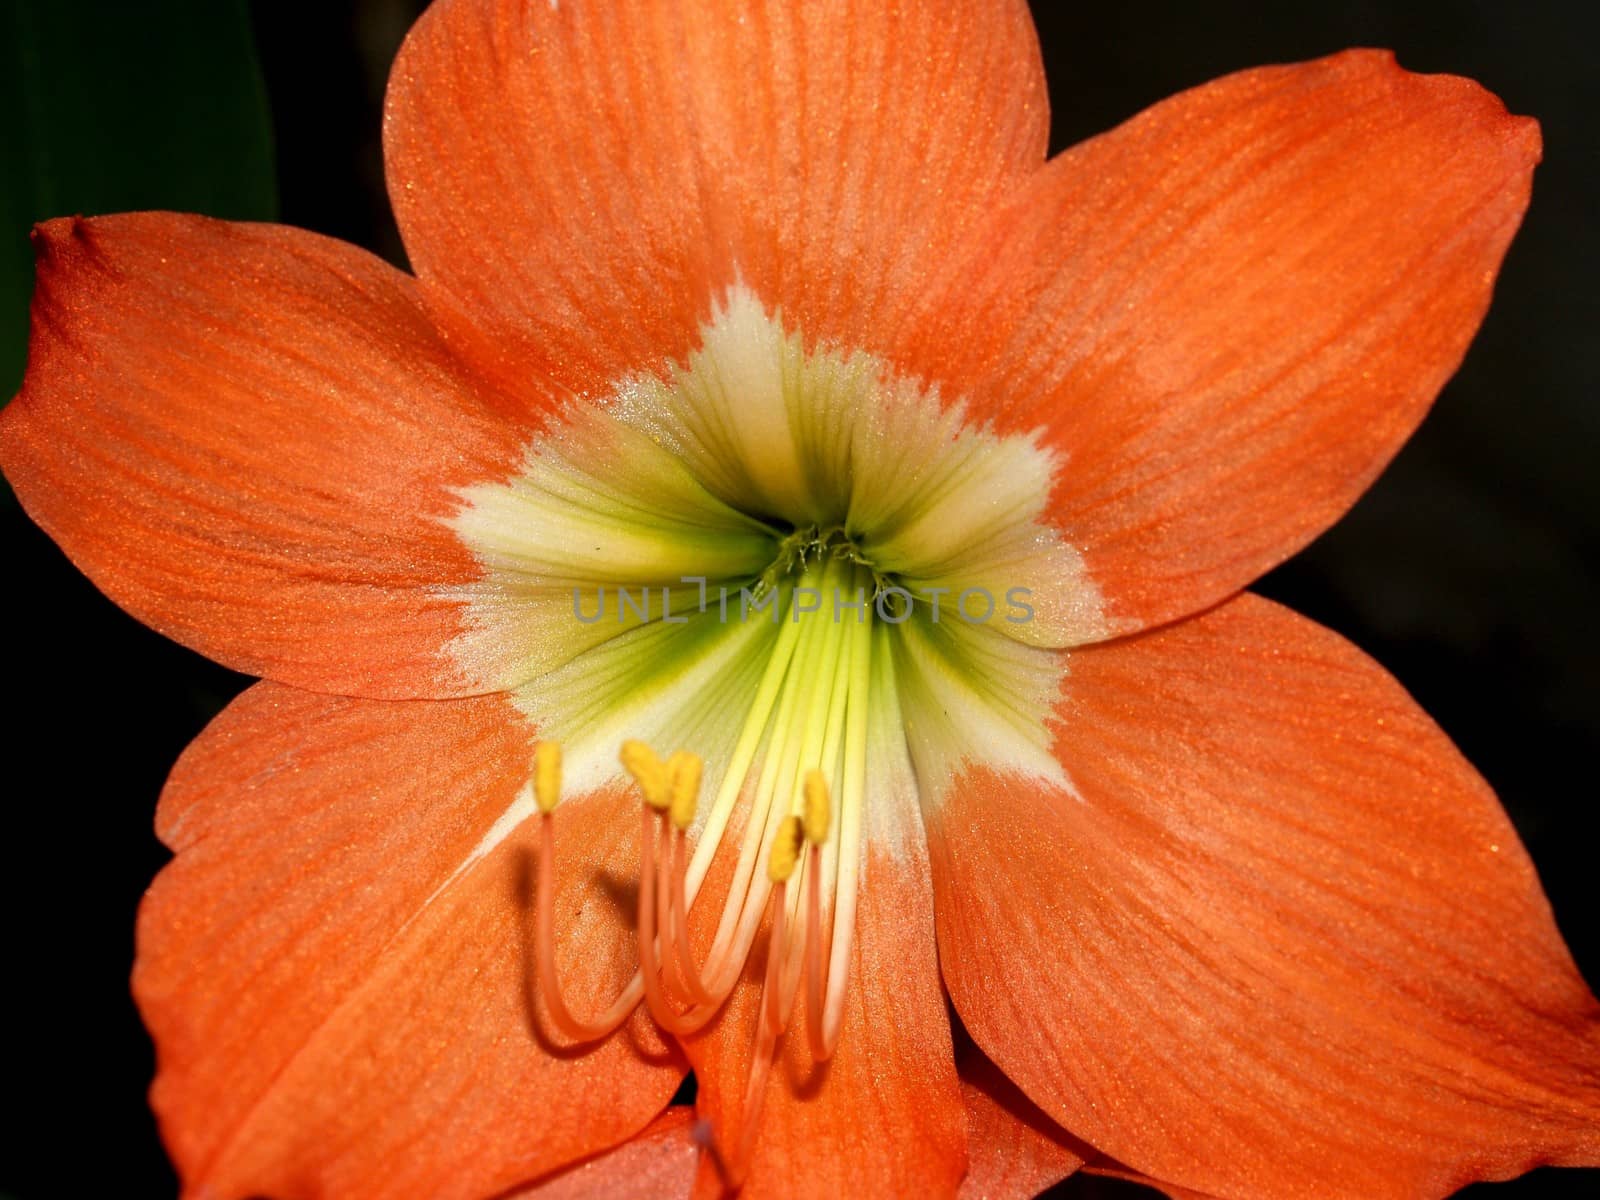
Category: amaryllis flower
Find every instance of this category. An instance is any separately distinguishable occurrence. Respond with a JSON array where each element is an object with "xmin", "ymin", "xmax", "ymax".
[{"xmin": 3, "ymin": 1, "xmax": 1597, "ymax": 1198}]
